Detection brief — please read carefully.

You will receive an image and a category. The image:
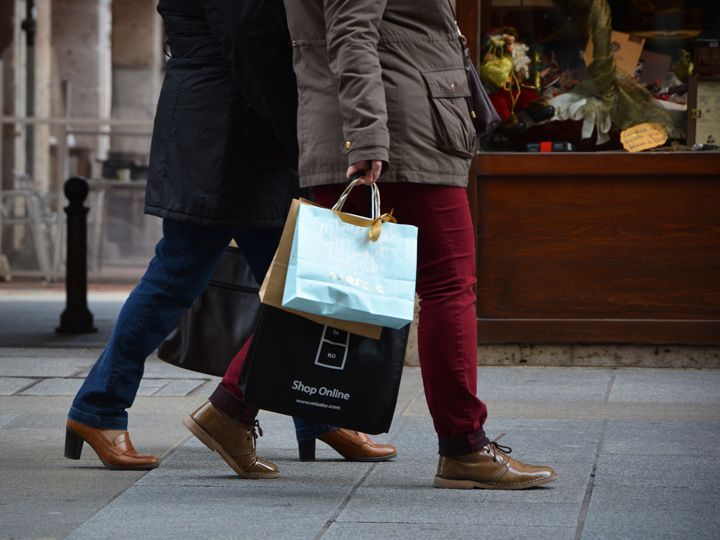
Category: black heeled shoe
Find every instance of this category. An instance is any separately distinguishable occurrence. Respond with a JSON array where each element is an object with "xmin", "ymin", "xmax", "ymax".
[
  {"xmin": 297, "ymin": 429, "xmax": 397, "ymax": 462},
  {"xmin": 298, "ymin": 438, "xmax": 317, "ymax": 461}
]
